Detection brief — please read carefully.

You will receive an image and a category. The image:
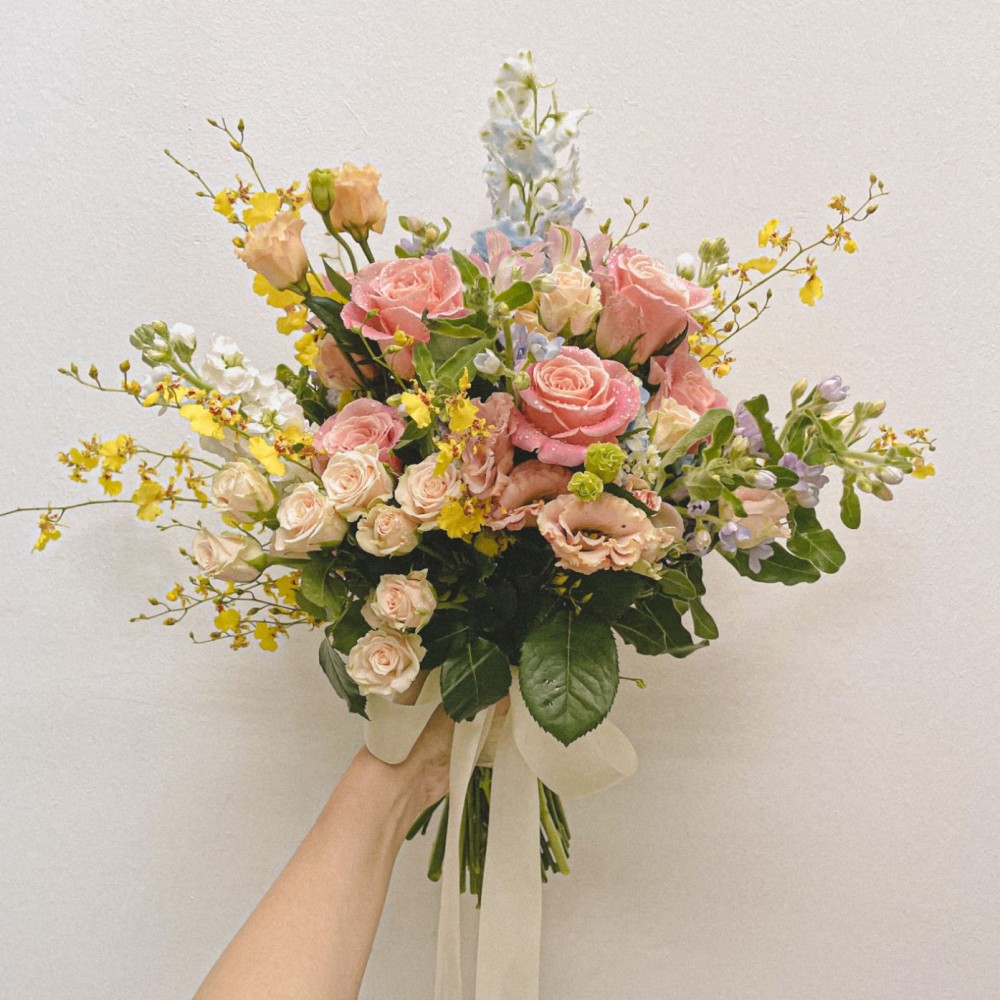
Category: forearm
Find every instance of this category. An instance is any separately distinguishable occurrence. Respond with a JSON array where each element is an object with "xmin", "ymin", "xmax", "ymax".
[{"xmin": 194, "ymin": 748, "xmax": 422, "ymax": 1000}]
